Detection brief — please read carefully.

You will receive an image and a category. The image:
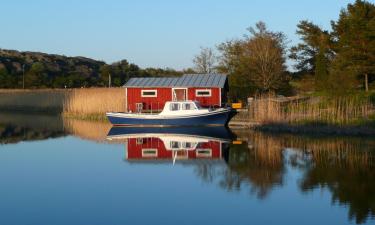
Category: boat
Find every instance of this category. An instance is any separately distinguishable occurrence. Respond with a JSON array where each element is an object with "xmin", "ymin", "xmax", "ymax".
[
  {"xmin": 106, "ymin": 126, "xmax": 235, "ymax": 141},
  {"xmin": 106, "ymin": 127, "xmax": 232, "ymax": 164},
  {"xmin": 106, "ymin": 101, "xmax": 232, "ymax": 127}
]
